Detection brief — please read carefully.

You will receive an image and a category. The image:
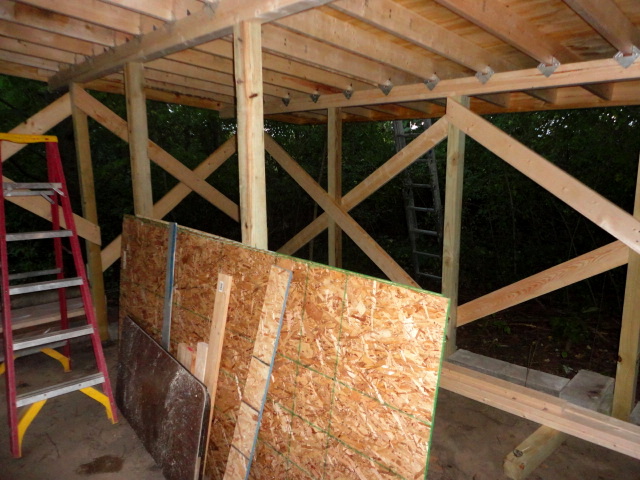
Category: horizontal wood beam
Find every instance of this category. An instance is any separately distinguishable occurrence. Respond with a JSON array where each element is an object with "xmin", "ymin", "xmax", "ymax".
[
  {"xmin": 259, "ymin": 58, "xmax": 638, "ymax": 115},
  {"xmin": 458, "ymin": 241, "xmax": 627, "ymax": 326},
  {"xmin": 49, "ymin": 0, "xmax": 335, "ymax": 90},
  {"xmin": 278, "ymin": 117, "xmax": 449, "ymax": 255},
  {"xmin": 441, "ymin": 362, "xmax": 640, "ymax": 461},
  {"xmin": 446, "ymin": 98, "xmax": 640, "ymax": 256},
  {"xmin": 101, "ymin": 135, "xmax": 237, "ymax": 270},
  {"xmin": 265, "ymin": 134, "xmax": 418, "ymax": 287},
  {"xmin": 73, "ymin": 88, "xmax": 240, "ymax": 221}
]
